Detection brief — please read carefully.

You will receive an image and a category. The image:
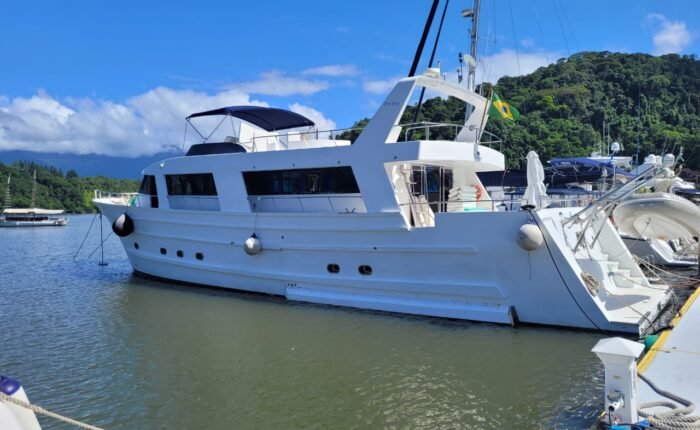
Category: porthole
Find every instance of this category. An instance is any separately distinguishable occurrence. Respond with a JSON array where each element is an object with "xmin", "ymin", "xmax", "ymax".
[
  {"xmin": 327, "ymin": 264, "xmax": 340, "ymax": 274},
  {"xmin": 358, "ymin": 265, "xmax": 372, "ymax": 275},
  {"xmin": 195, "ymin": 252, "xmax": 204, "ymax": 261},
  {"xmin": 160, "ymin": 247, "xmax": 167, "ymax": 255},
  {"xmin": 134, "ymin": 242, "xmax": 139, "ymax": 250},
  {"xmin": 176, "ymin": 250, "xmax": 184, "ymax": 258}
]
